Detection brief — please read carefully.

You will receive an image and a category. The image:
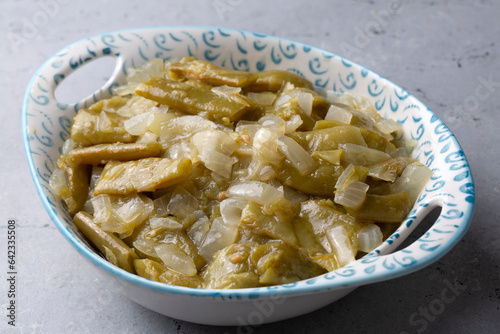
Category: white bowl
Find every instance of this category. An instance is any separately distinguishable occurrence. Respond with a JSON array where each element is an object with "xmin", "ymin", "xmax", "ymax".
[{"xmin": 23, "ymin": 26, "xmax": 475, "ymax": 325}]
